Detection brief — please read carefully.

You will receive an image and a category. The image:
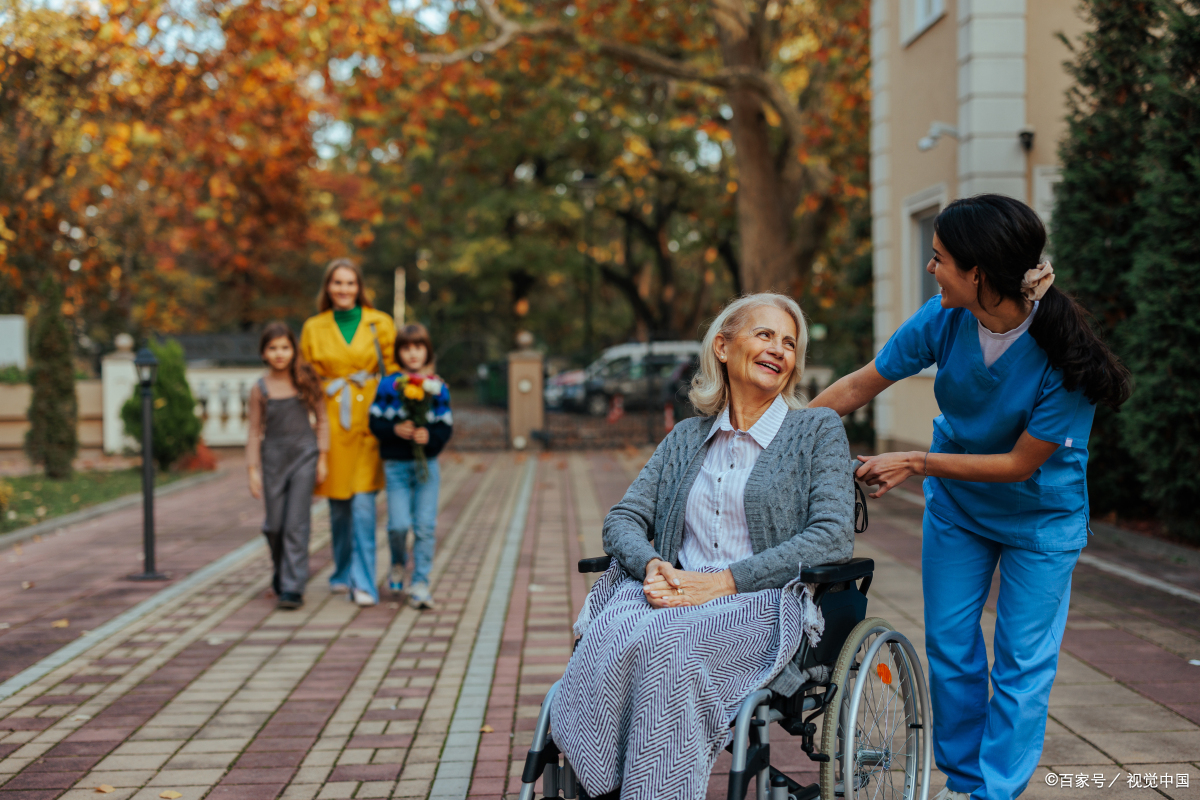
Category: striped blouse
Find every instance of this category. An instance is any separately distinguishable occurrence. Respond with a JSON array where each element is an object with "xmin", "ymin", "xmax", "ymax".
[{"xmin": 679, "ymin": 394, "xmax": 789, "ymax": 571}]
